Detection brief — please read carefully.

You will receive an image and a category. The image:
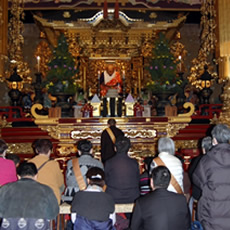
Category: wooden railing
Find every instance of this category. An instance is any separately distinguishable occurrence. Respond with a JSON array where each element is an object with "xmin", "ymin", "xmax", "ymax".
[
  {"xmin": 0, "ymin": 106, "xmax": 31, "ymax": 122},
  {"xmin": 193, "ymin": 104, "xmax": 222, "ymax": 119},
  {"xmin": 55, "ymin": 202, "xmax": 134, "ymax": 230}
]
